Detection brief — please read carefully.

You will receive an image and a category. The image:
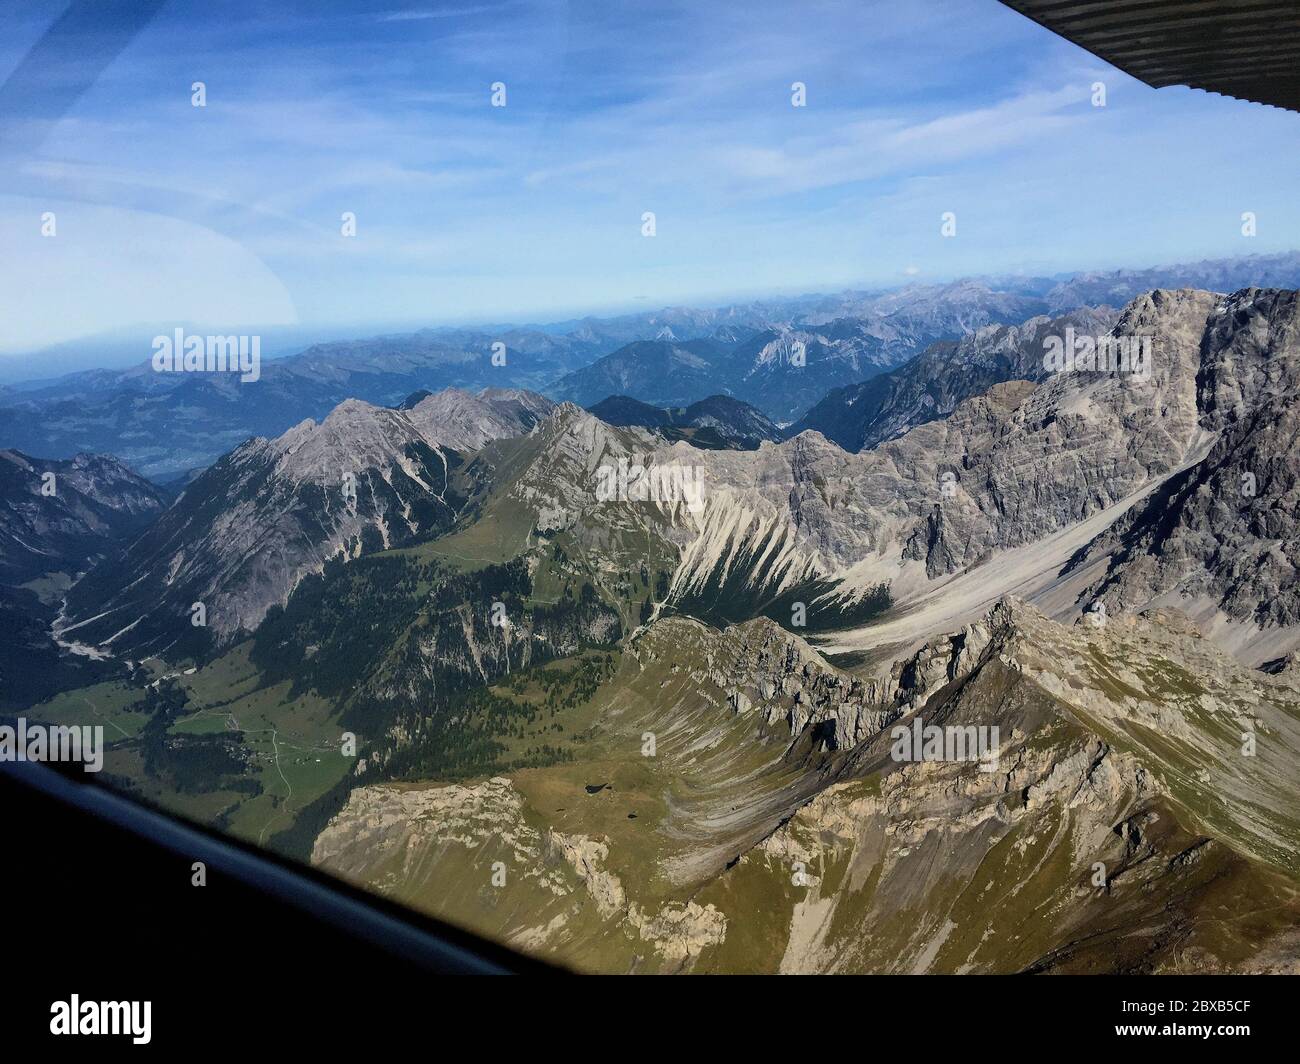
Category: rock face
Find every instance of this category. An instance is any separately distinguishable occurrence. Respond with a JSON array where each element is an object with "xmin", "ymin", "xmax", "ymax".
[
  {"xmin": 461, "ymin": 401, "xmax": 700, "ymax": 578},
  {"xmin": 634, "ymin": 615, "xmax": 990, "ymax": 755},
  {"xmin": 22, "ymin": 271, "xmax": 1300, "ymax": 978},
  {"xmin": 312, "ymin": 776, "xmax": 726, "ymax": 970},
  {"xmin": 59, "ymin": 389, "xmax": 553, "ymax": 659},
  {"xmin": 54, "ymin": 286, "xmax": 1300, "ymax": 669},
  {"xmin": 401, "ymin": 387, "xmax": 556, "ymax": 451},
  {"xmin": 167, "ymin": 286, "xmax": 1290, "ymax": 670},
  {"xmin": 790, "ymin": 306, "xmax": 1119, "ymax": 452},
  {"xmin": 665, "ymin": 287, "xmax": 1300, "ymax": 662},
  {"xmin": 1070, "ymin": 290, "xmax": 1300, "ymax": 649},
  {"xmin": 726, "ymin": 596, "xmax": 1300, "ymax": 974}
]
